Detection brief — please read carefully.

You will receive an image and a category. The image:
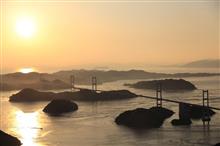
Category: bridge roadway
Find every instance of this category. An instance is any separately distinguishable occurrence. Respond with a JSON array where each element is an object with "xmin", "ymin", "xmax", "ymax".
[{"xmin": 72, "ymin": 86, "xmax": 220, "ymax": 111}]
